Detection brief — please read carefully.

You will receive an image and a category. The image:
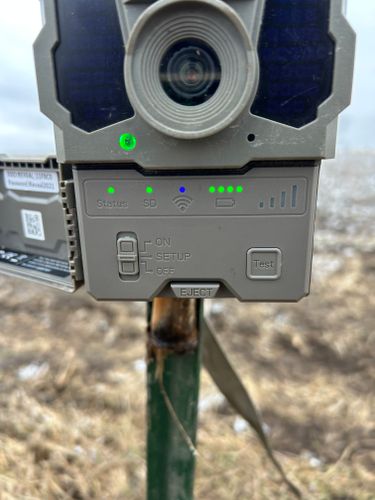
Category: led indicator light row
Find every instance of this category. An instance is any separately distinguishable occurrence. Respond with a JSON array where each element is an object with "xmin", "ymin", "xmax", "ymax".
[
  {"xmin": 107, "ymin": 184, "xmax": 244, "ymax": 196},
  {"xmin": 108, "ymin": 186, "xmax": 187, "ymax": 195},
  {"xmin": 146, "ymin": 186, "xmax": 187, "ymax": 194},
  {"xmin": 209, "ymin": 185, "xmax": 243, "ymax": 194}
]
